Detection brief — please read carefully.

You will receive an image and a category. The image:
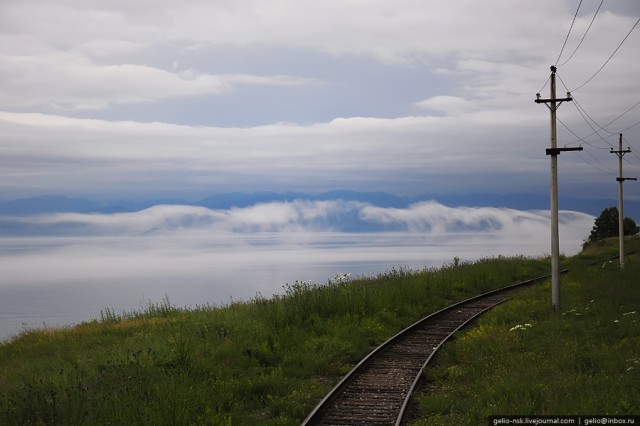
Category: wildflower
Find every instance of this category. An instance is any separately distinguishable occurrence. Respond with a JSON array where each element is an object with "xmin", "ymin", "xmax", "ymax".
[
  {"xmin": 614, "ymin": 320, "xmax": 620, "ymax": 323},
  {"xmin": 331, "ymin": 273, "xmax": 351, "ymax": 284},
  {"xmin": 623, "ymin": 311, "xmax": 637, "ymax": 316}
]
